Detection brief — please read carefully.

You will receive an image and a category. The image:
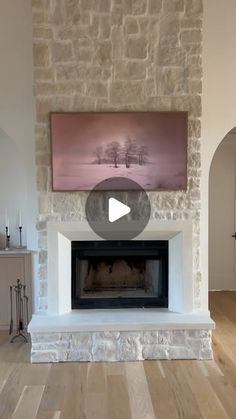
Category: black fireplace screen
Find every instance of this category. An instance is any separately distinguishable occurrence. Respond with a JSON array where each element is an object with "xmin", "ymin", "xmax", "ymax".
[{"xmin": 71, "ymin": 240, "xmax": 168, "ymax": 309}]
